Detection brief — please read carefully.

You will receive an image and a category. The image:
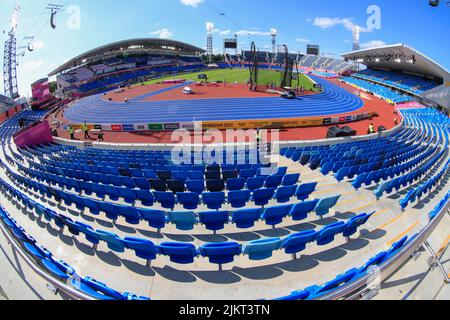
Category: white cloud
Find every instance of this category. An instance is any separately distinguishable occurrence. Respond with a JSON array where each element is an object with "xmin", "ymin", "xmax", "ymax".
[
  {"xmin": 296, "ymin": 38, "xmax": 310, "ymax": 43},
  {"xmin": 360, "ymin": 40, "xmax": 387, "ymax": 49},
  {"xmin": 312, "ymin": 17, "xmax": 369, "ymax": 32},
  {"xmin": 149, "ymin": 28, "xmax": 173, "ymax": 39},
  {"xmin": 31, "ymin": 41, "xmax": 45, "ymax": 50},
  {"xmin": 180, "ymin": 0, "xmax": 204, "ymax": 7},
  {"xmin": 219, "ymin": 30, "xmax": 231, "ymax": 36}
]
